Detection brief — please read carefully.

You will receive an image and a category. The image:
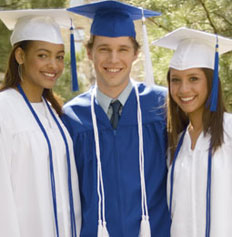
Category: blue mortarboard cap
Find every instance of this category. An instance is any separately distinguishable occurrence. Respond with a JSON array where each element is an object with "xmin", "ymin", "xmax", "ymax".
[{"xmin": 68, "ymin": 0, "xmax": 161, "ymax": 38}]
